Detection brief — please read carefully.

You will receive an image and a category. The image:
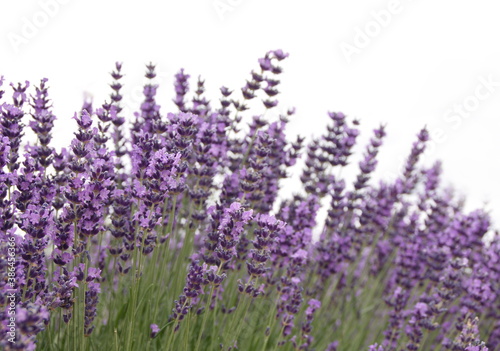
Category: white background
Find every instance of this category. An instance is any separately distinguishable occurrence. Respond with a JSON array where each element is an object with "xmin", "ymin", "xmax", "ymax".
[{"xmin": 1, "ymin": 0, "xmax": 500, "ymax": 227}]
